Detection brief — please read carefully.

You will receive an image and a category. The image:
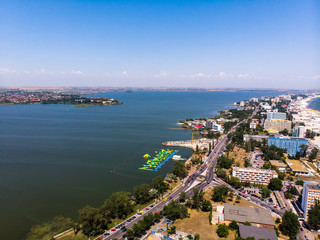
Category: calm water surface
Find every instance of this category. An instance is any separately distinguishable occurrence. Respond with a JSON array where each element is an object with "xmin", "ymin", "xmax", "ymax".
[
  {"xmin": 0, "ymin": 91, "xmax": 287, "ymax": 239},
  {"xmin": 309, "ymin": 97, "xmax": 320, "ymax": 111}
]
